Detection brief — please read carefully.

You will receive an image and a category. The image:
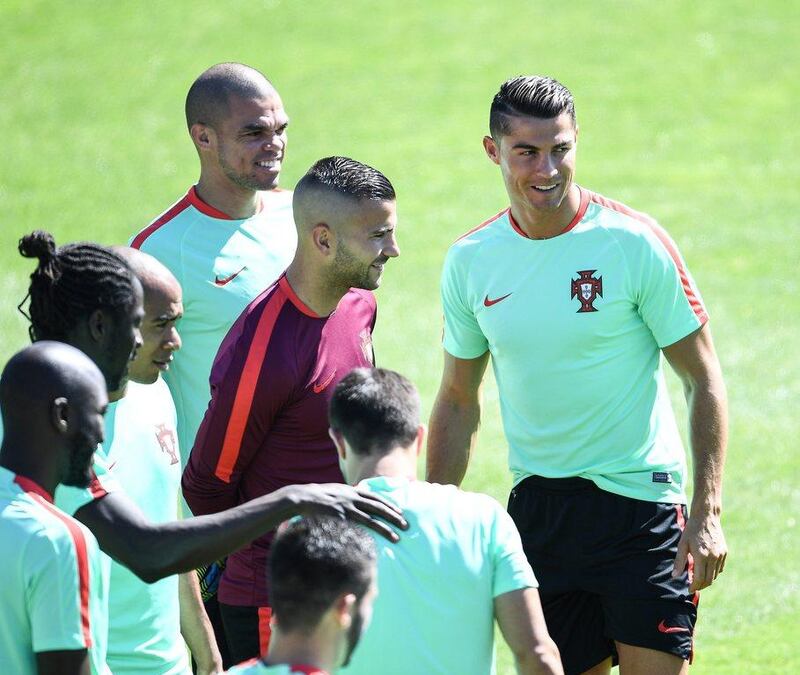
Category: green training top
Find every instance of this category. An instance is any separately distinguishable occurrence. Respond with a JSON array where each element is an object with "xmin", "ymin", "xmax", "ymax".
[
  {"xmin": 441, "ymin": 188, "xmax": 707, "ymax": 503},
  {"xmin": 342, "ymin": 476, "xmax": 537, "ymax": 675}
]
